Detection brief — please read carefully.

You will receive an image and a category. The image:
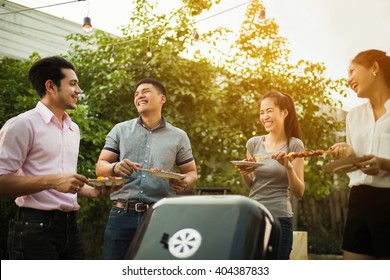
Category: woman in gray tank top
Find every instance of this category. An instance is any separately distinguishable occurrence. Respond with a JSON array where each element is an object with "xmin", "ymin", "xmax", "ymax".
[{"xmin": 234, "ymin": 91, "xmax": 305, "ymax": 259}]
